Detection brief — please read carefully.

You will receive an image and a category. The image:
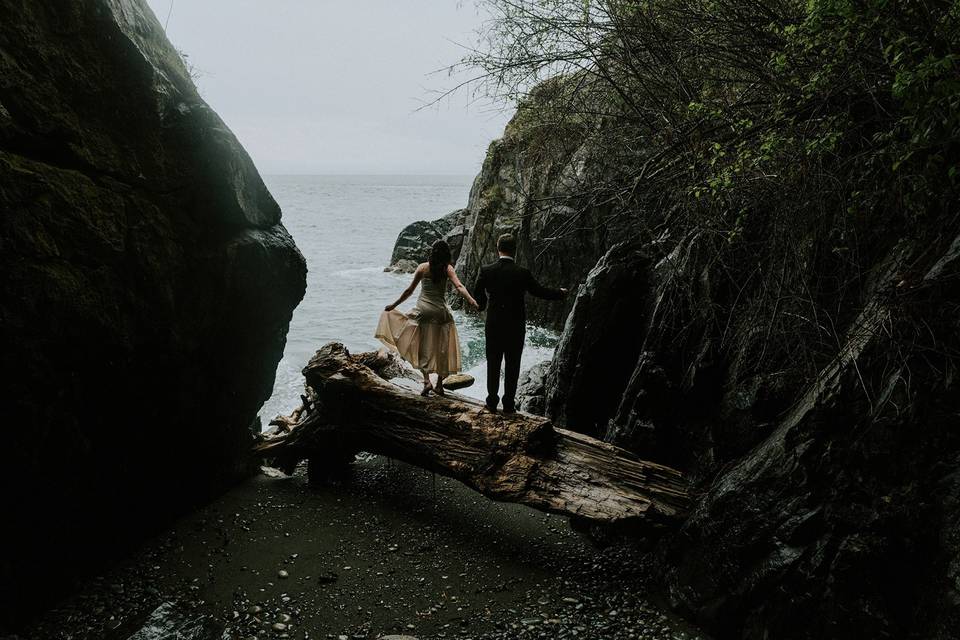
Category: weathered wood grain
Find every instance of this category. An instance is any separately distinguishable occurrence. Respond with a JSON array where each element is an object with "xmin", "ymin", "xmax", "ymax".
[{"xmin": 255, "ymin": 342, "xmax": 691, "ymax": 528}]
